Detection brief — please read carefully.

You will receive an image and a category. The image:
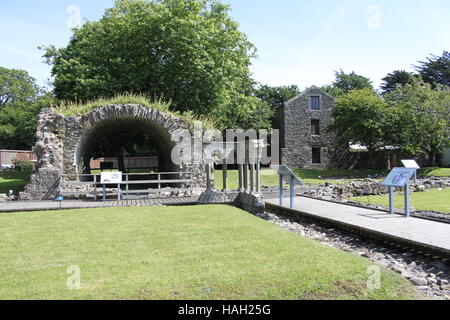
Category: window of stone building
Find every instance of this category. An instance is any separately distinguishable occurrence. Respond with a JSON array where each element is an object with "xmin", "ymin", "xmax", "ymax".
[
  {"xmin": 310, "ymin": 96, "xmax": 320, "ymax": 110},
  {"xmin": 312, "ymin": 147, "xmax": 321, "ymax": 164},
  {"xmin": 311, "ymin": 119, "xmax": 320, "ymax": 135}
]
